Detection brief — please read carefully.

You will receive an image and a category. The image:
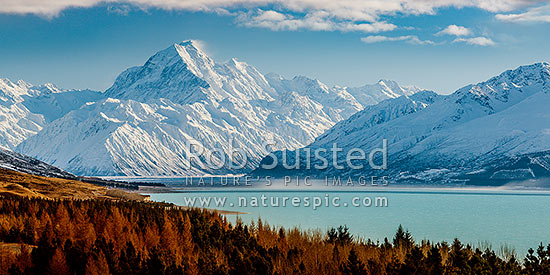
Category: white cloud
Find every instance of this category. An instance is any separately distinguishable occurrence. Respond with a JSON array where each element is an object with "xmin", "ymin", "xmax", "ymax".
[
  {"xmin": 496, "ymin": 4, "xmax": 550, "ymax": 22},
  {"xmin": 254, "ymin": 10, "xmax": 287, "ymax": 21},
  {"xmin": 0, "ymin": 0, "xmax": 546, "ymax": 40},
  {"xmin": 239, "ymin": 10, "xmax": 396, "ymax": 33},
  {"xmin": 0, "ymin": 0, "xmax": 547, "ymax": 19},
  {"xmin": 436, "ymin": 25, "xmax": 472, "ymax": 36},
  {"xmin": 361, "ymin": 35, "xmax": 435, "ymax": 45},
  {"xmin": 435, "ymin": 25, "xmax": 498, "ymax": 47},
  {"xmin": 107, "ymin": 4, "xmax": 132, "ymax": 15},
  {"xmin": 453, "ymin": 37, "xmax": 496, "ymax": 46}
]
